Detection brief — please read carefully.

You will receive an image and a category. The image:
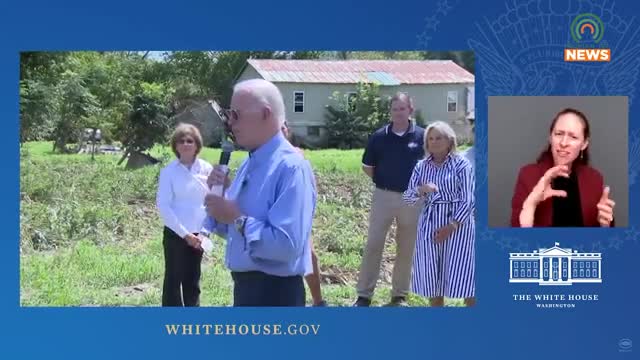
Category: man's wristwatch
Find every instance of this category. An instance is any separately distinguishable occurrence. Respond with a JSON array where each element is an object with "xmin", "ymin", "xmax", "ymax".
[{"xmin": 234, "ymin": 215, "xmax": 248, "ymax": 236}]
